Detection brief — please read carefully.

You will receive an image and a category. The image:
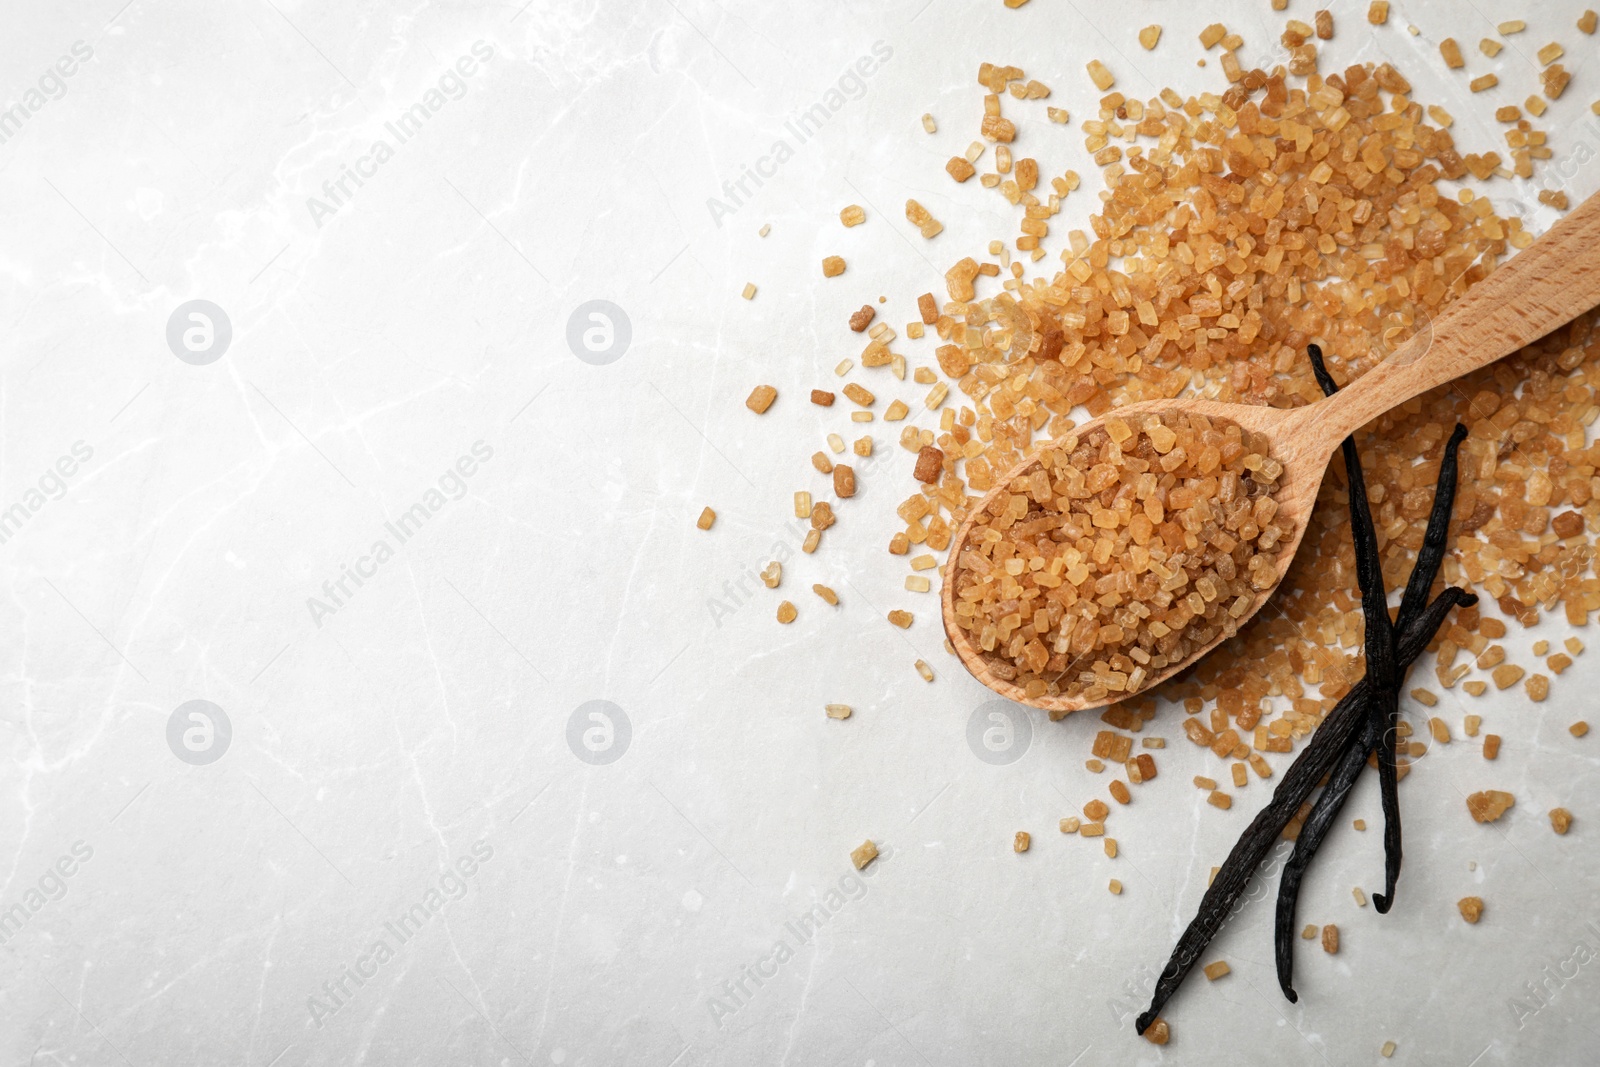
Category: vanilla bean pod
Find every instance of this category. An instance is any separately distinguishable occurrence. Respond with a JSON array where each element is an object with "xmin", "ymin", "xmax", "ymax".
[
  {"xmin": 1273, "ymin": 366, "xmax": 1471, "ymax": 998},
  {"xmin": 1137, "ymin": 346, "xmax": 1476, "ymax": 1033},
  {"xmin": 1307, "ymin": 345, "xmax": 1407, "ymax": 915},
  {"xmin": 1274, "ymin": 736, "xmax": 1371, "ymax": 1002},
  {"xmin": 1135, "ymin": 583, "xmax": 1473, "ymax": 1034},
  {"xmin": 1273, "ymin": 434, "xmax": 1469, "ymax": 998},
  {"xmin": 1401, "ymin": 423, "xmax": 1471, "ymax": 624}
]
